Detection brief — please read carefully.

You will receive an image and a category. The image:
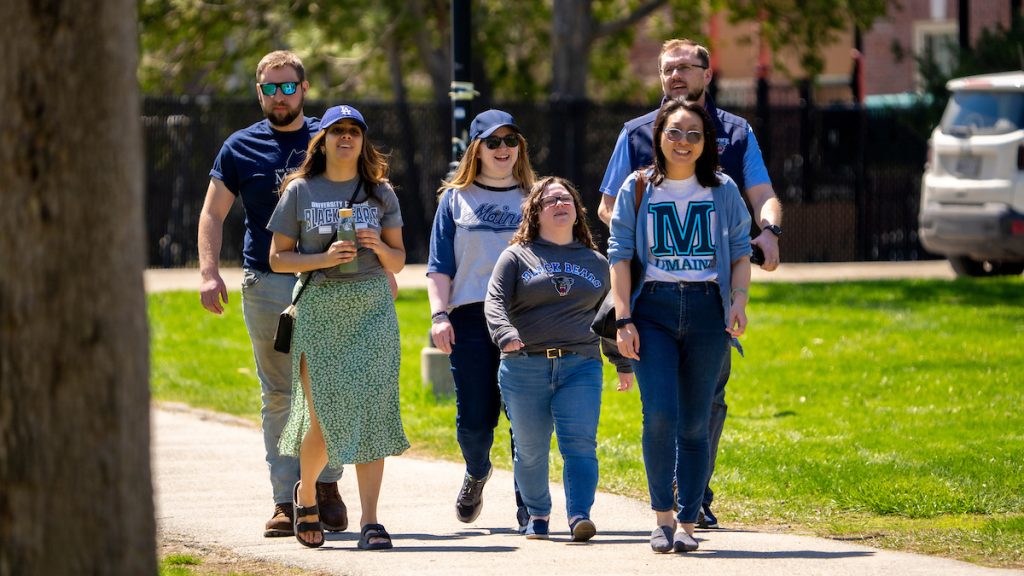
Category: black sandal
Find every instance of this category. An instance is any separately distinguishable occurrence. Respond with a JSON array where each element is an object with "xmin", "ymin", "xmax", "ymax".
[
  {"xmin": 358, "ymin": 523, "xmax": 393, "ymax": 550},
  {"xmin": 293, "ymin": 481, "xmax": 324, "ymax": 548}
]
